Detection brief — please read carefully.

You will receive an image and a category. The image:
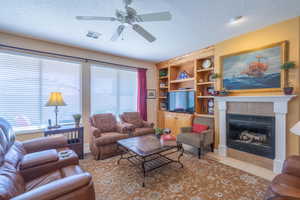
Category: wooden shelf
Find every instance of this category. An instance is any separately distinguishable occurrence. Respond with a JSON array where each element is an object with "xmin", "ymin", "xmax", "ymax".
[
  {"xmin": 197, "ymin": 81, "xmax": 215, "ymax": 85},
  {"xmin": 170, "ymin": 89, "xmax": 195, "ymax": 92},
  {"xmin": 170, "ymin": 78, "xmax": 195, "ymax": 84},
  {"xmin": 197, "ymin": 68, "xmax": 214, "ymax": 72},
  {"xmin": 159, "ymin": 86, "xmax": 168, "ymax": 89},
  {"xmin": 194, "ymin": 113, "xmax": 215, "ymax": 118},
  {"xmin": 159, "ymin": 76, "xmax": 168, "ymax": 79},
  {"xmin": 198, "ymin": 96, "xmax": 214, "ymax": 98},
  {"xmin": 158, "ymin": 96, "xmax": 167, "ymax": 99}
]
